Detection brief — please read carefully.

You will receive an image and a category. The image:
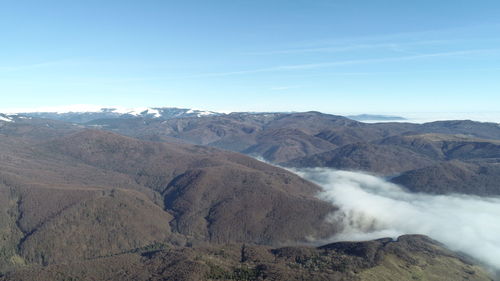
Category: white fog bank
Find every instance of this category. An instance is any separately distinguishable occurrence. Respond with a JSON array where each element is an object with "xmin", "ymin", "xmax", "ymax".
[{"xmin": 292, "ymin": 168, "xmax": 500, "ymax": 271}]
